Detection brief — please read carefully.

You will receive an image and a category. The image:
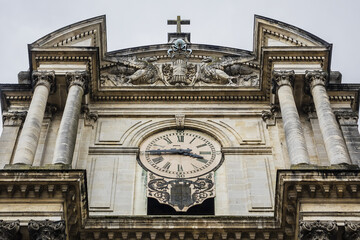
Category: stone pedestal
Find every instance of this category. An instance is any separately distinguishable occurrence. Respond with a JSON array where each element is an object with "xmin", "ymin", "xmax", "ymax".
[
  {"xmin": 306, "ymin": 70, "xmax": 351, "ymax": 165},
  {"xmin": 52, "ymin": 72, "xmax": 89, "ymax": 165},
  {"xmin": 273, "ymin": 70, "xmax": 310, "ymax": 165},
  {"xmin": 12, "ymin": 71, "xmax": 55, "ymax": 165}
]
